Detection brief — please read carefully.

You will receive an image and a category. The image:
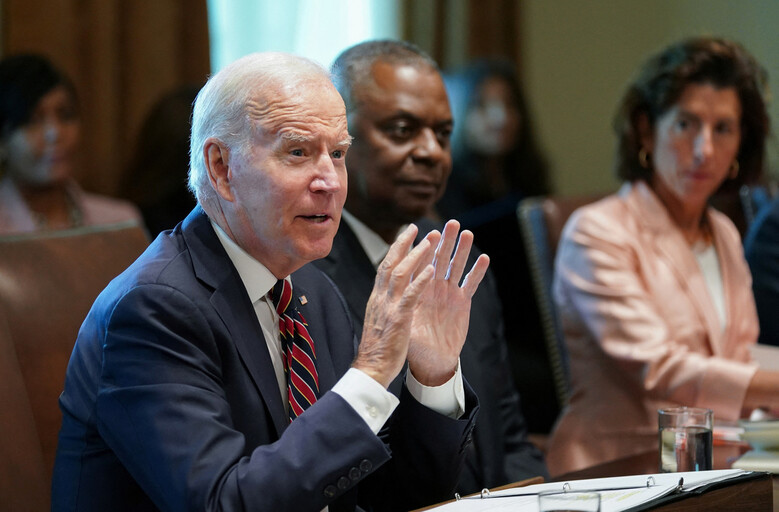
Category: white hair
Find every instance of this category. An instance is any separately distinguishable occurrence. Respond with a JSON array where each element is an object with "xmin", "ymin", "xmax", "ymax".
[{"xmin": 188, "ymin": 52, "xmax": 331, "ymax": 205}]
